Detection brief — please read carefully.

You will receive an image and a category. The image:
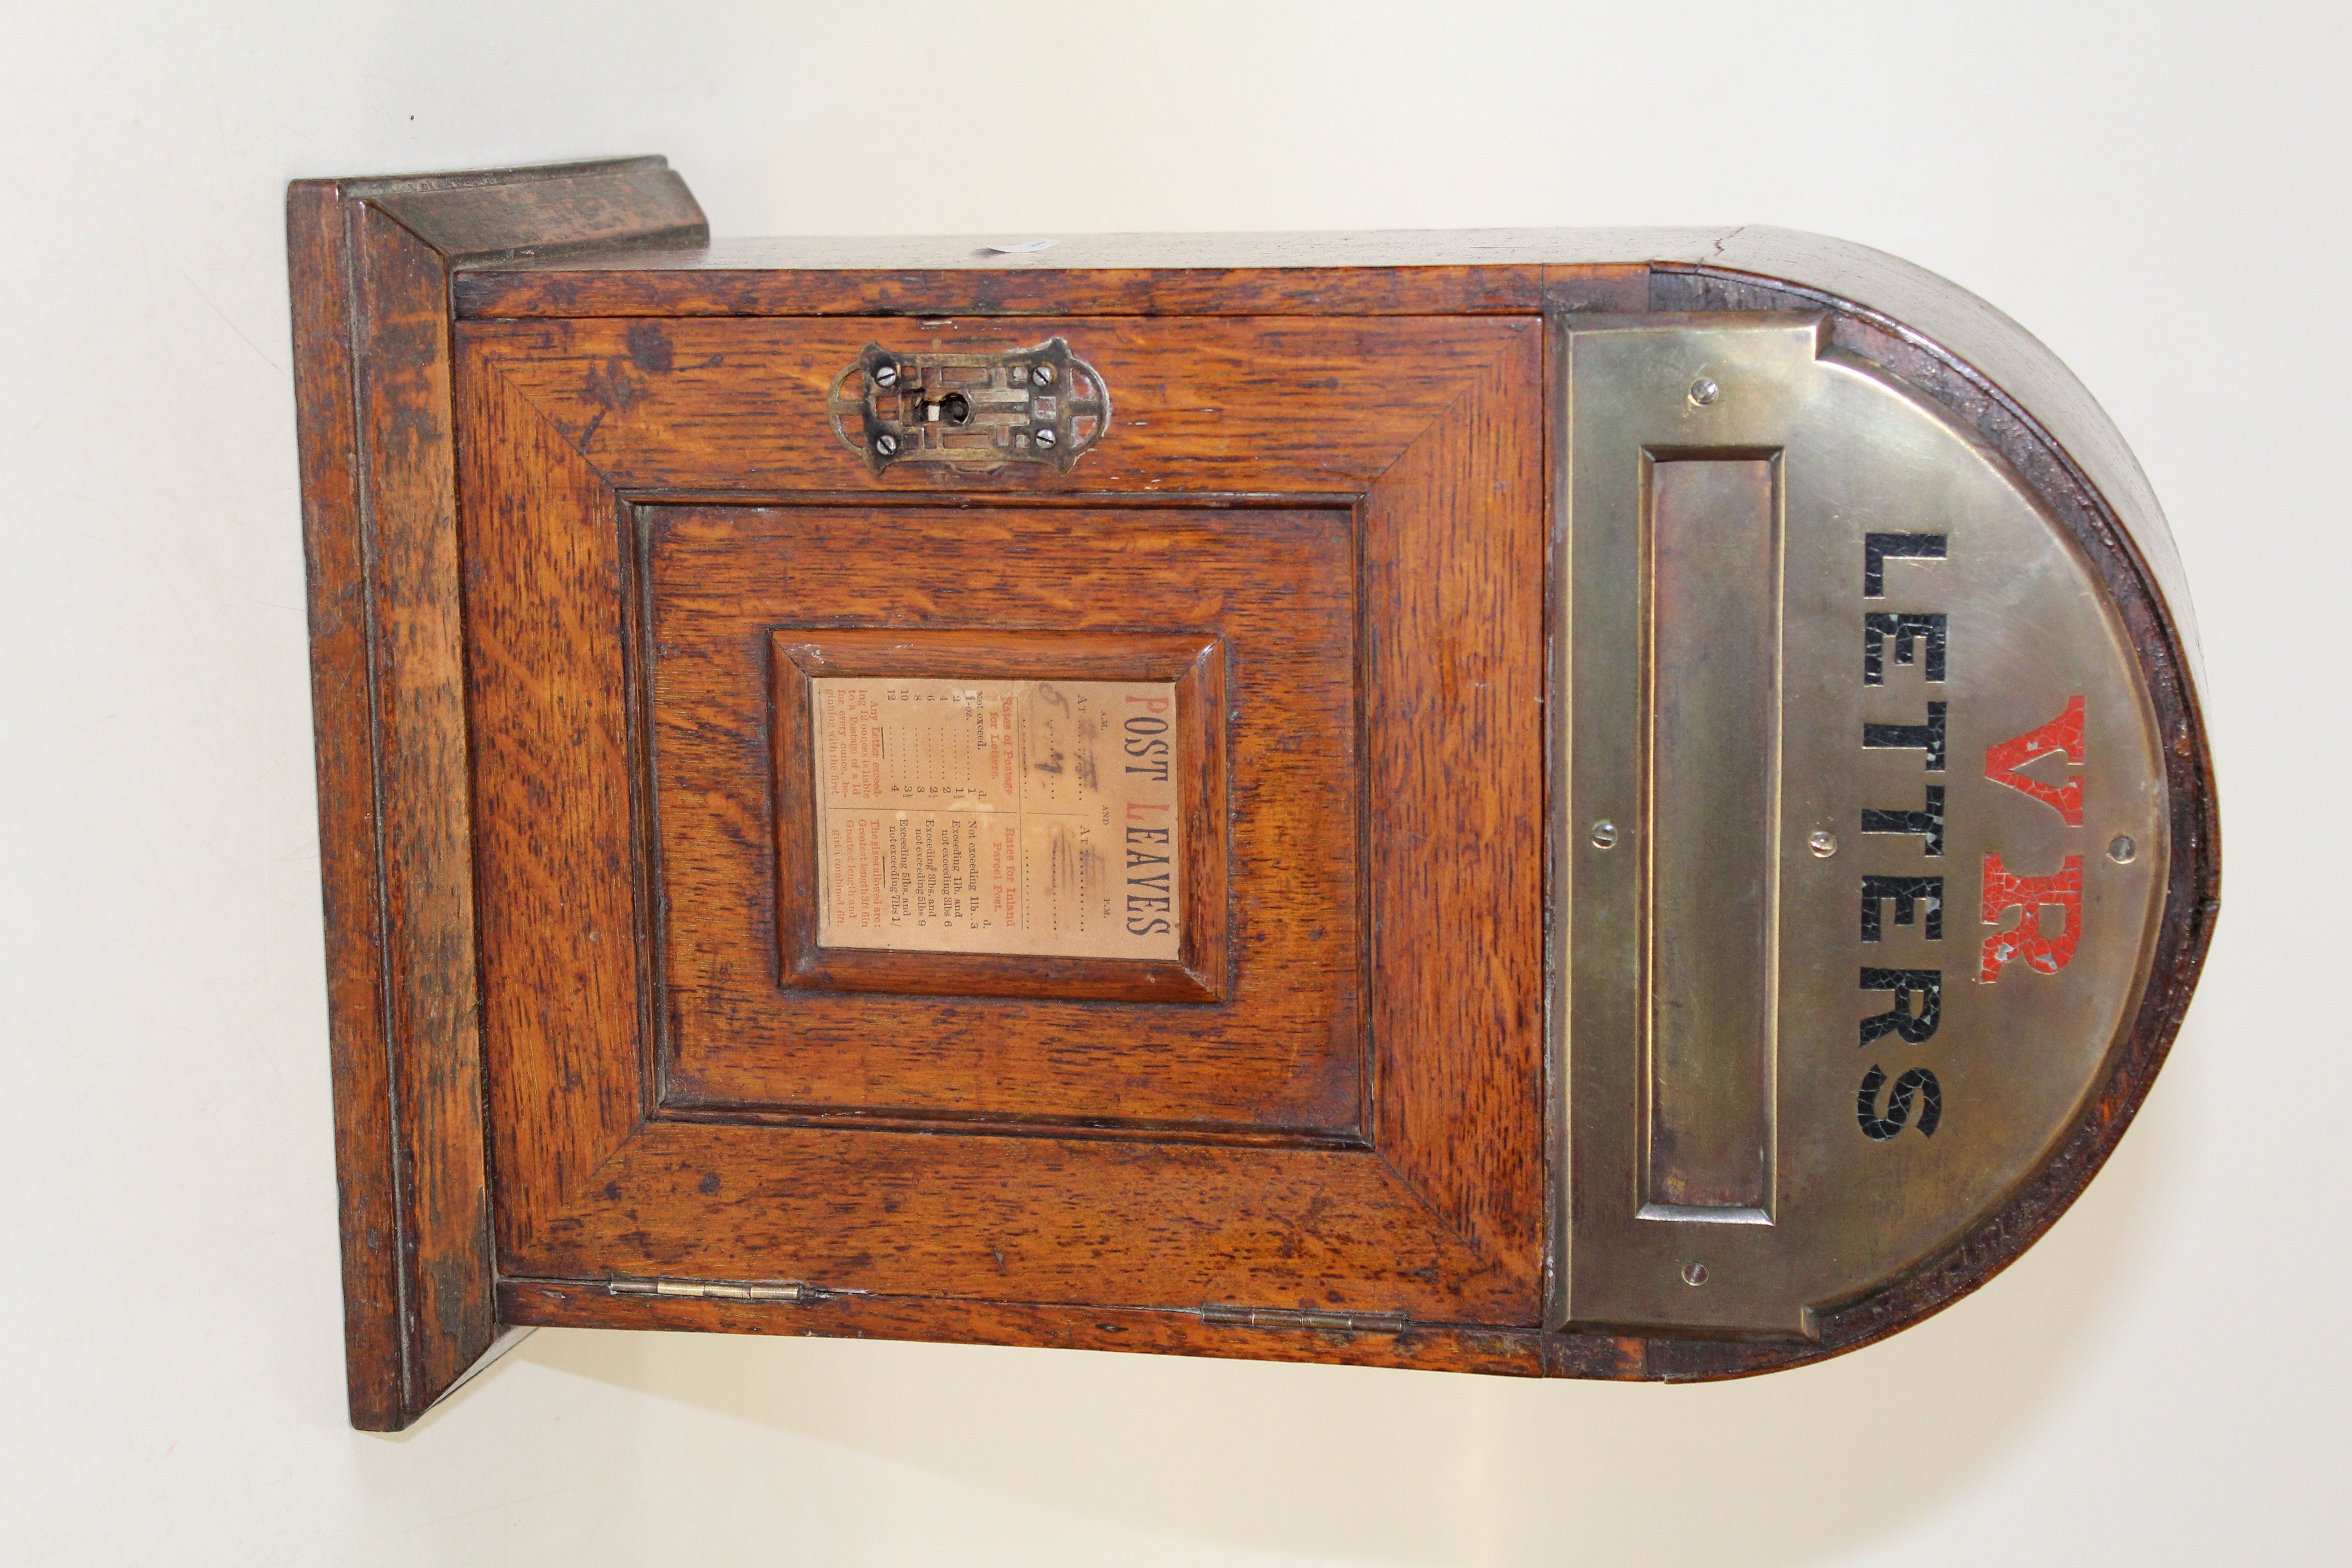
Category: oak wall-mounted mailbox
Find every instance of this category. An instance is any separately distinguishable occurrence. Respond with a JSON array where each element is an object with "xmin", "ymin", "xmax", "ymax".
[{"xmin": 289, "ymin": 157, "xmax": 2217, "ymax": 1430}]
